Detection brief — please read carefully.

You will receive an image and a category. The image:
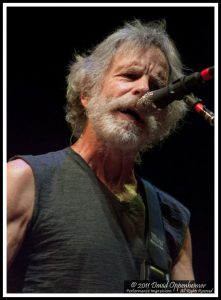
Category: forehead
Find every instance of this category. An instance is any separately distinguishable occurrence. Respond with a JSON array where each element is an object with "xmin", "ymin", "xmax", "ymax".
[{"xmin": 109, "ymin": 45, "xmax": 169, "ymax": 79}]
